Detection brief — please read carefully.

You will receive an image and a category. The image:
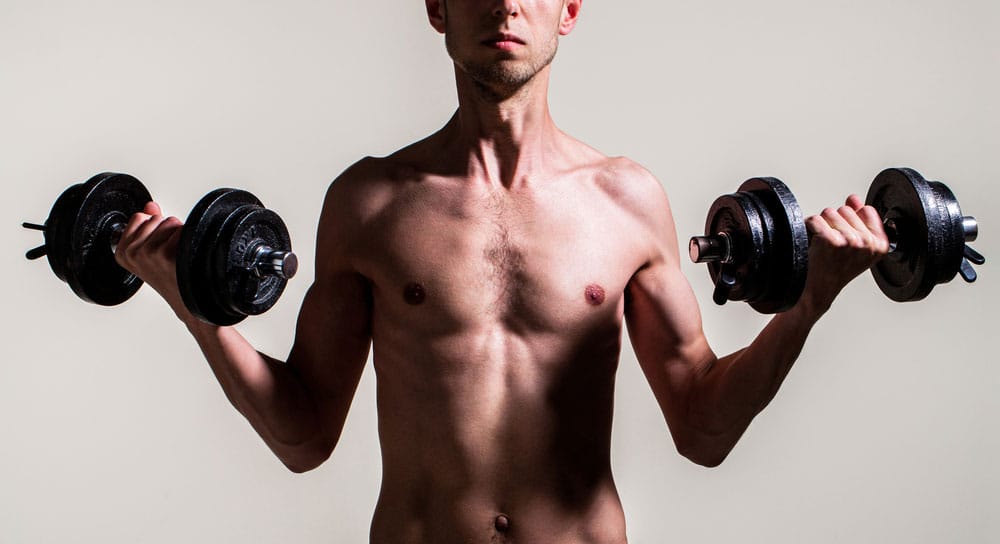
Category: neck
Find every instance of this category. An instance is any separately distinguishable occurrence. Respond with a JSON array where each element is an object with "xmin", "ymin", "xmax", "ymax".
[{"xmin": 444, "ymin": 64, "xmax": 560, "ymax": 189}]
